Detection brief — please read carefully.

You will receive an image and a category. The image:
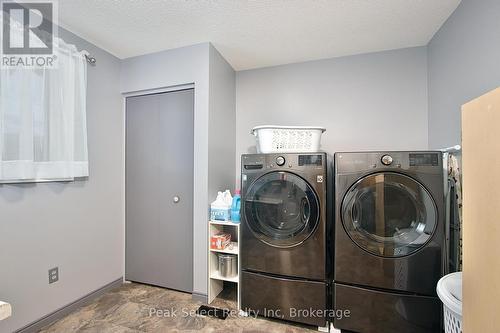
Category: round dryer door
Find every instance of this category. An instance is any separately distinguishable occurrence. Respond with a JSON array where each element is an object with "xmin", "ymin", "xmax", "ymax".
[
  {"xmin": 244, "ymin": 171, "xmax": 320, "ymax": 248},
  {"xmin": 341, "ymin": 172, "xmax": 437, "ymax": 257}
]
